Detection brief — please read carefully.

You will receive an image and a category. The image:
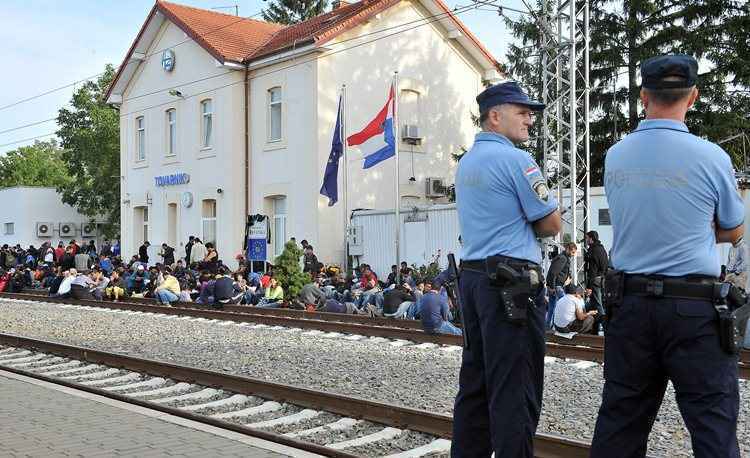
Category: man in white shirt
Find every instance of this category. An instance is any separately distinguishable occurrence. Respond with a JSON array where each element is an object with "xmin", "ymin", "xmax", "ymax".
[
  {"xmin": 55, "ymin": 269, "xmax": 76, "ymax": 298},
  {"xmin": 553, "ymin": 284, "xmax": 597, "ymax": 333}
]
